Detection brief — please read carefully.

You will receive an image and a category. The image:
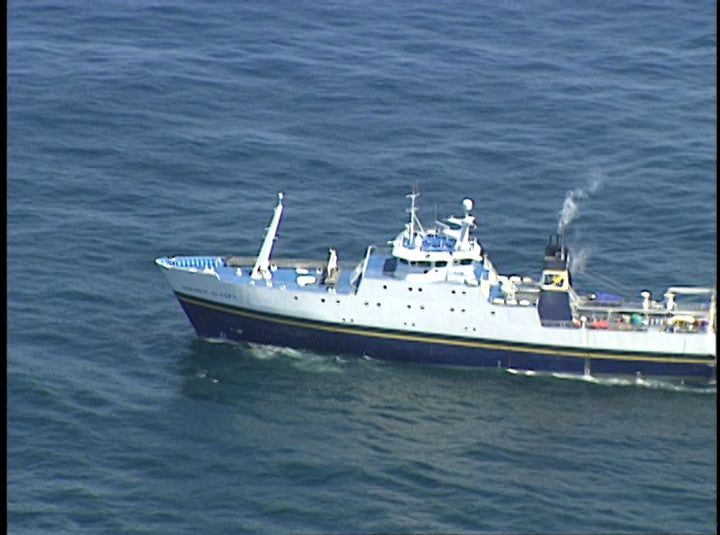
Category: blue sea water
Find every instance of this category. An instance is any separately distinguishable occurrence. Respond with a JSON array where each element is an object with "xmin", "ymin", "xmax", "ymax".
[{"xmin": 7, "ymin": 1, "xmax": 717, "ymax": 533}]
